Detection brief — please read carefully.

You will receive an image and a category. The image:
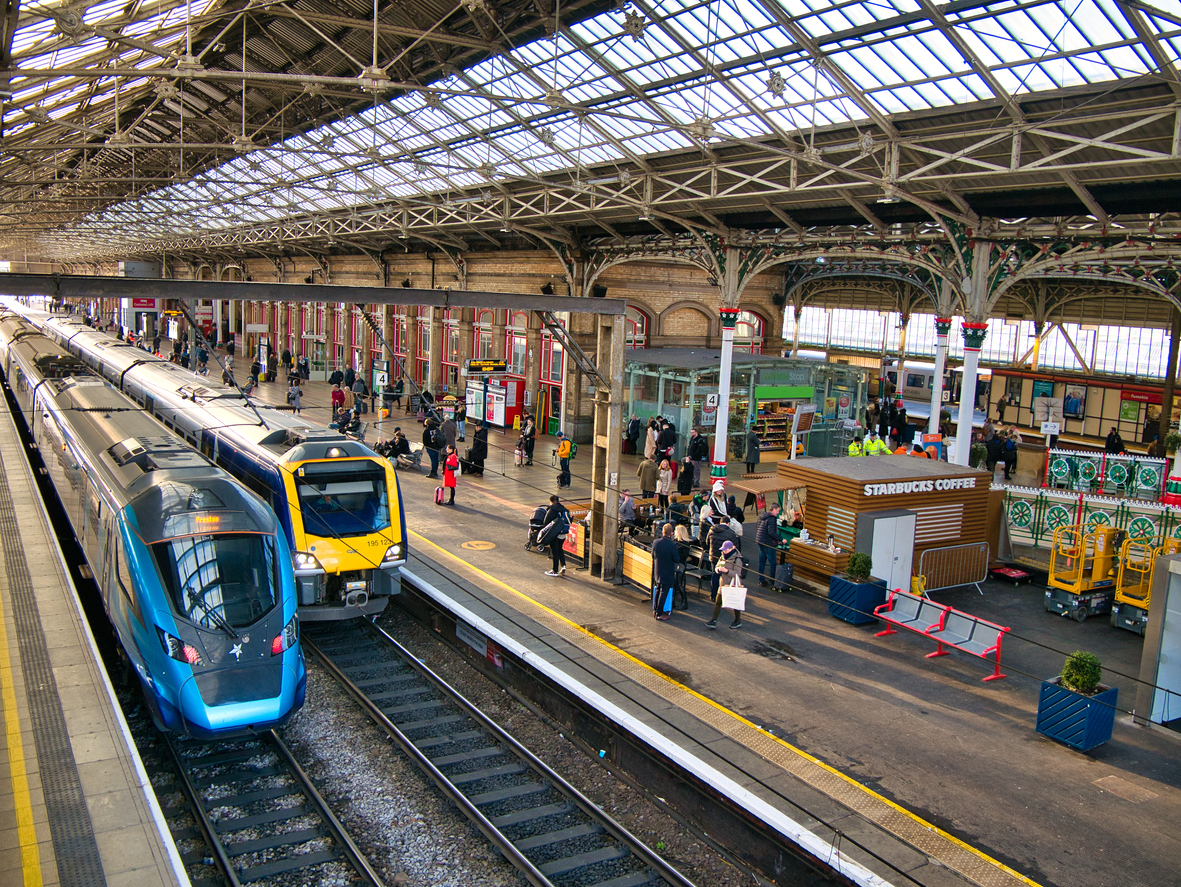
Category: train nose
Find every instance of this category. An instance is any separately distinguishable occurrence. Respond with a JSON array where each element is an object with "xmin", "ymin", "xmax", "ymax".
[{"xmin": 345, "ymin": 589, "xmax": 369, "ymax": 609}]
